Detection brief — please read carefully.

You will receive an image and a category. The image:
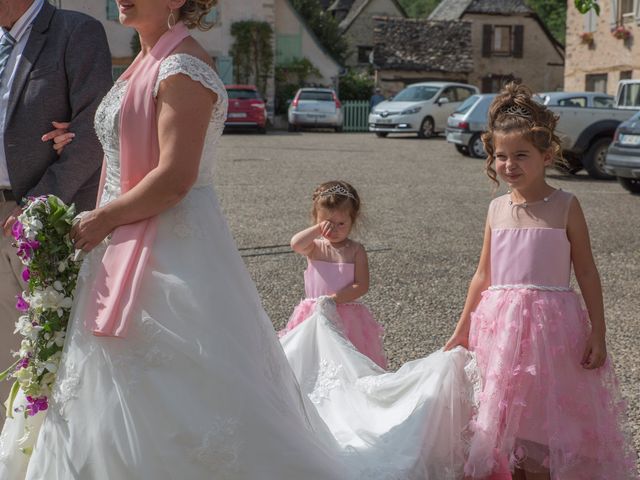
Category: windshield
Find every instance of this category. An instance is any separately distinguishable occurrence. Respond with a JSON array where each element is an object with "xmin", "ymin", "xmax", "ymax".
[
  {"xmin": 298, "ymin": 91, "xmax": 334, "ymax": 102},
  {"xmin": 227, "ymin": 89, "xmax": 261, "ymax": 100},
  {"xmin": 392, "ymin": 85, "xmax": 439, "ymax": 102},
  {"xmin": 455, "ymin": 95, "xmax": 480, "ymax": 114},
  {"xmin": 618, "ymin": 83, "xmax": 640, "ymax": 108}
]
